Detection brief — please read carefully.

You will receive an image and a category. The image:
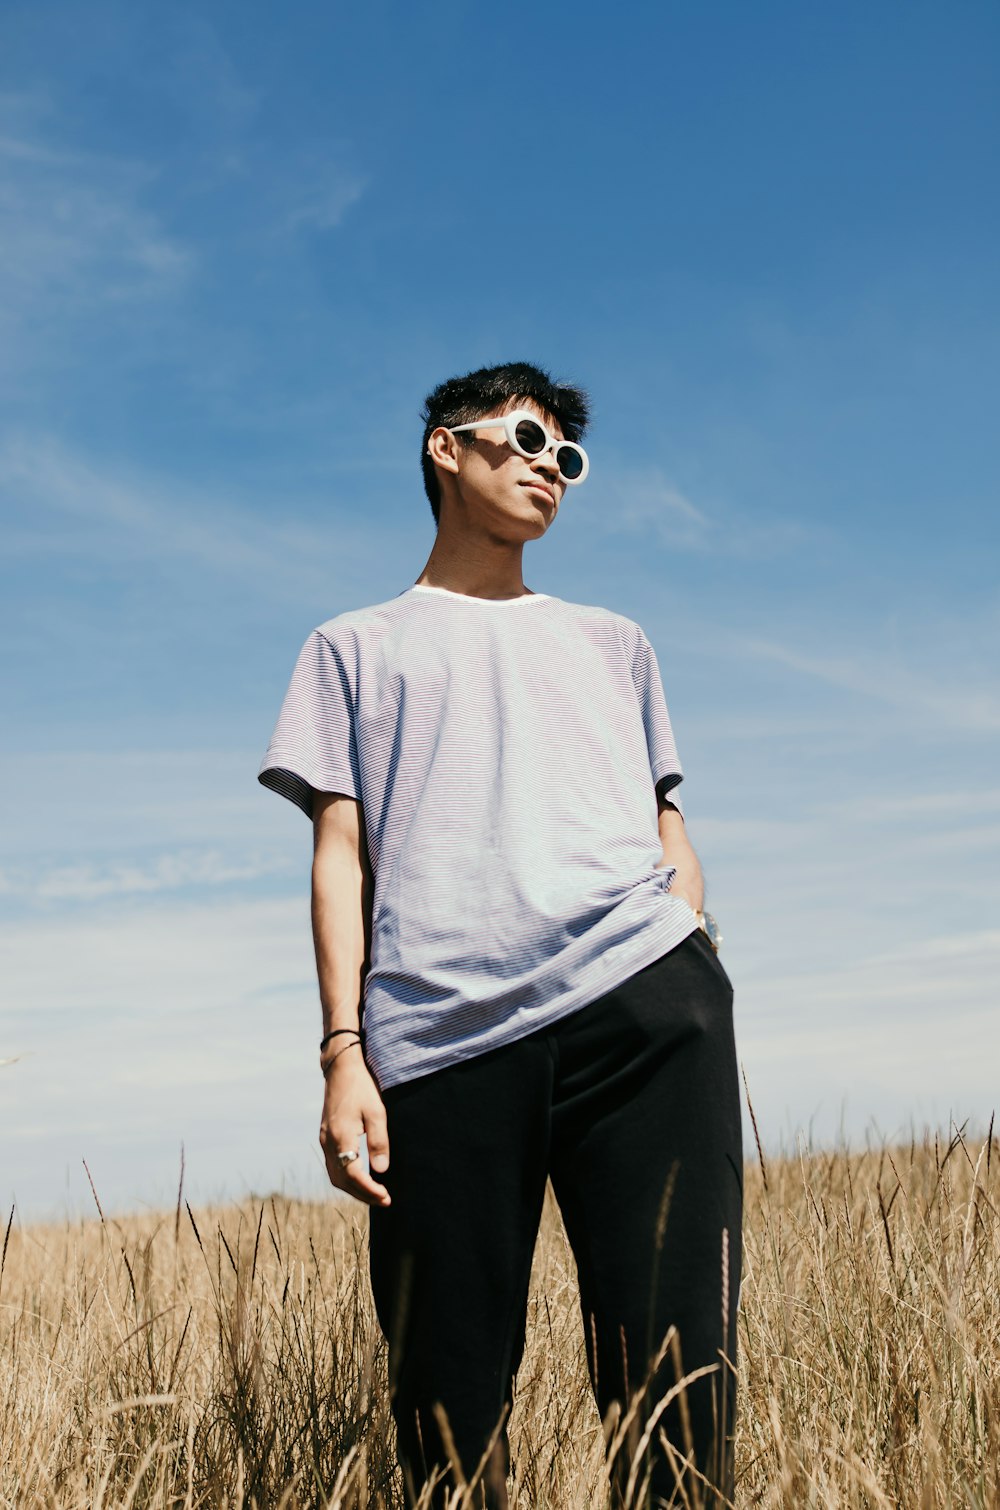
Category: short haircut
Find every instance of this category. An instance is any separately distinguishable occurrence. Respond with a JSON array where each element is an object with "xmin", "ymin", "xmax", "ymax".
[{"xmin": 420, "ymin": 361, "xmax": 590, "ymax": 524}]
